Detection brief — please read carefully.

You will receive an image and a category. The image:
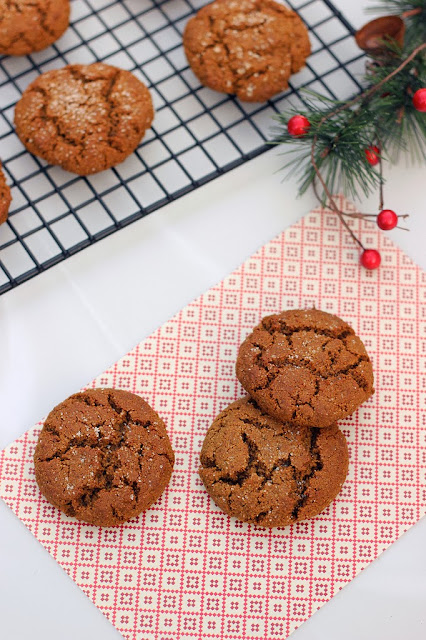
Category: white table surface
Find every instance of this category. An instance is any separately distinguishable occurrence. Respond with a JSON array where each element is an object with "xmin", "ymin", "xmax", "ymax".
[{"xmin": 1, "ymin": 2, "xmax": 425, "ymax": 639}]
